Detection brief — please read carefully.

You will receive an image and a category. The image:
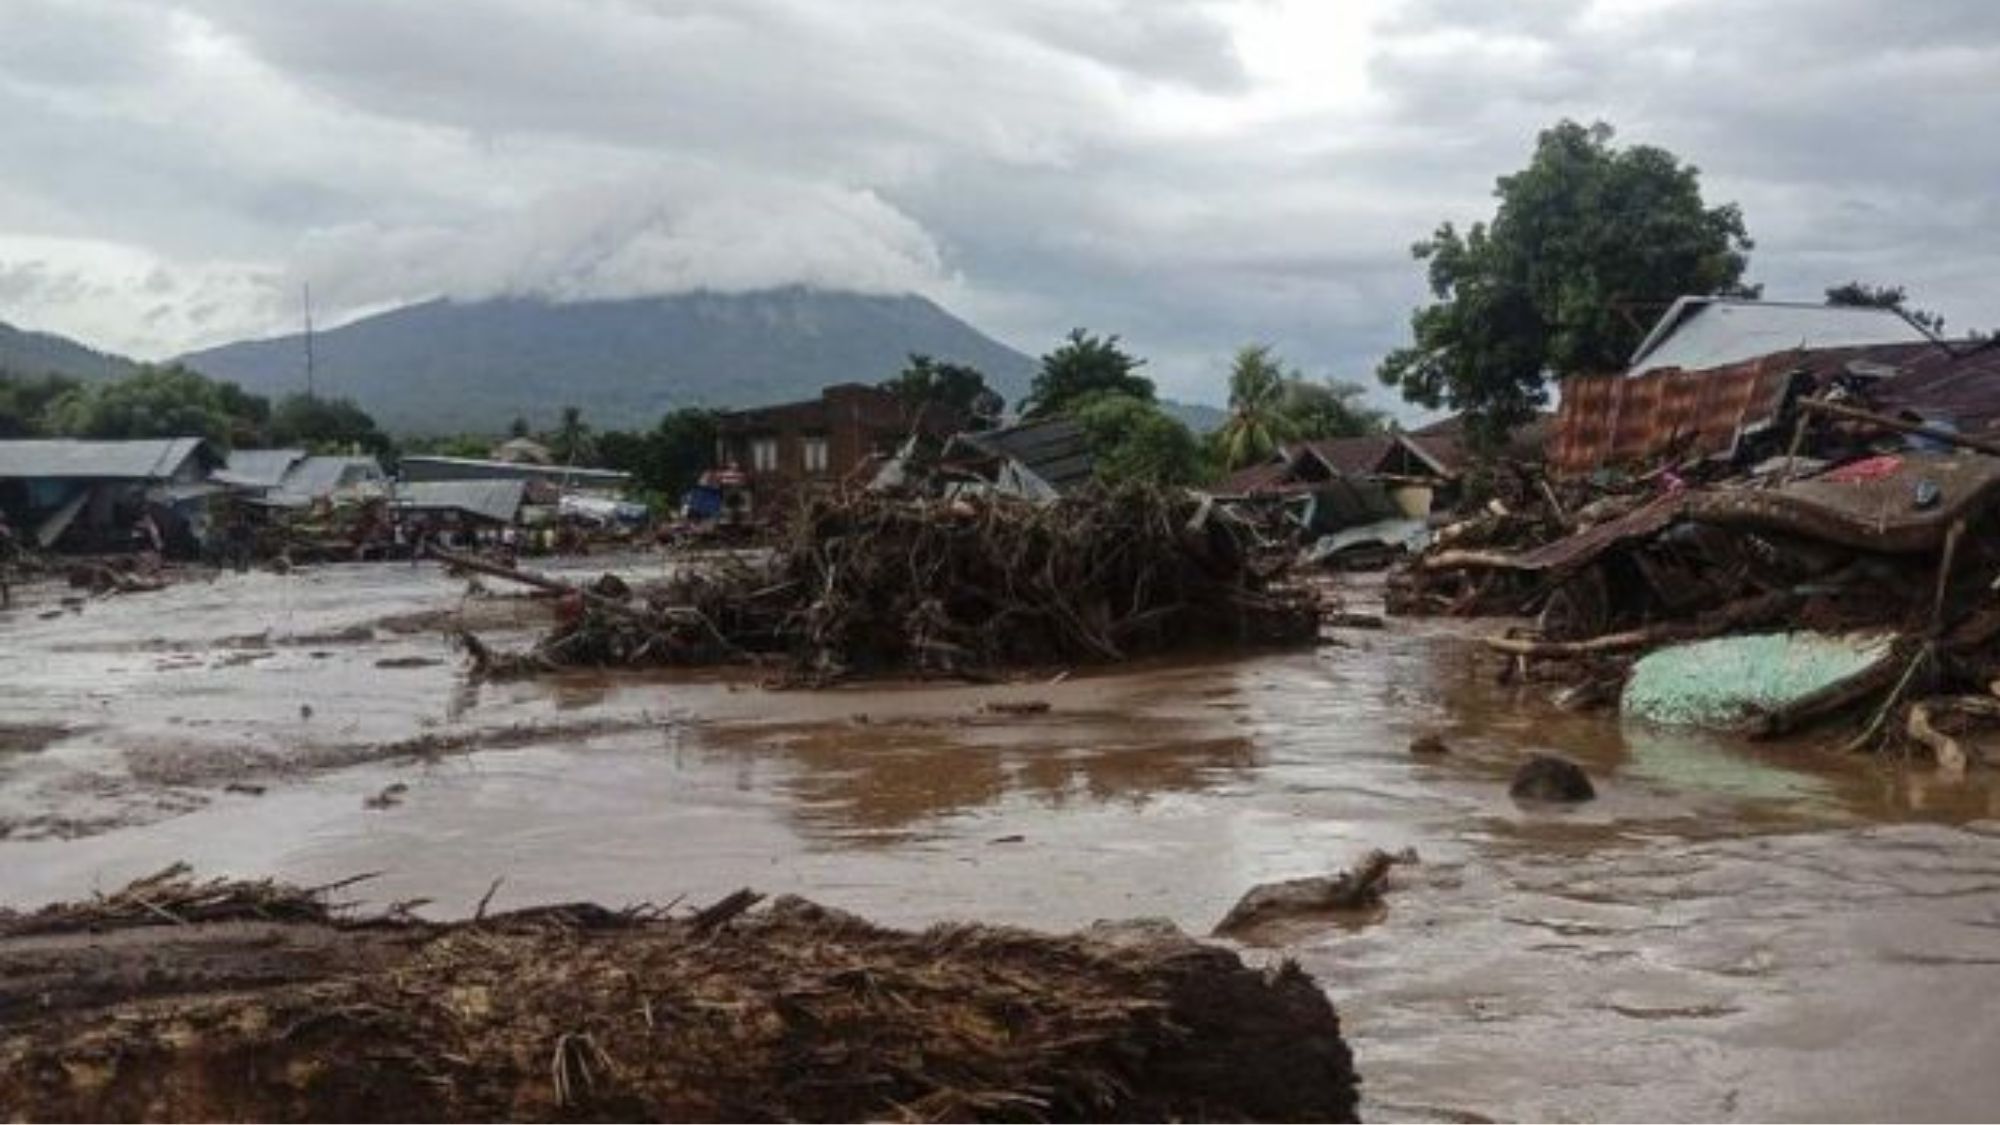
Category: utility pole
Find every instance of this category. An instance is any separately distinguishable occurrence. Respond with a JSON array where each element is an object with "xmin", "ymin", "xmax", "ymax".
[{"xmin": 303, "ymin": 282, "xmax": 317, "ymax": 399}]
